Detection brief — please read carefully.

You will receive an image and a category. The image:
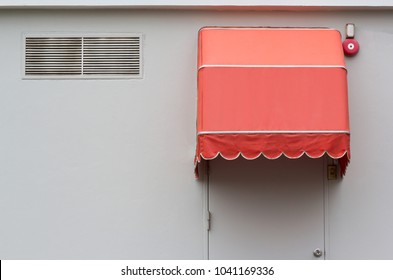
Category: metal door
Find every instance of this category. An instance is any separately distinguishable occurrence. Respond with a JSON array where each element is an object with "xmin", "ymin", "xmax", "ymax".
[{"xmin": 208, "ymin": 156, "xmax": 325, "ymax": 259}]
